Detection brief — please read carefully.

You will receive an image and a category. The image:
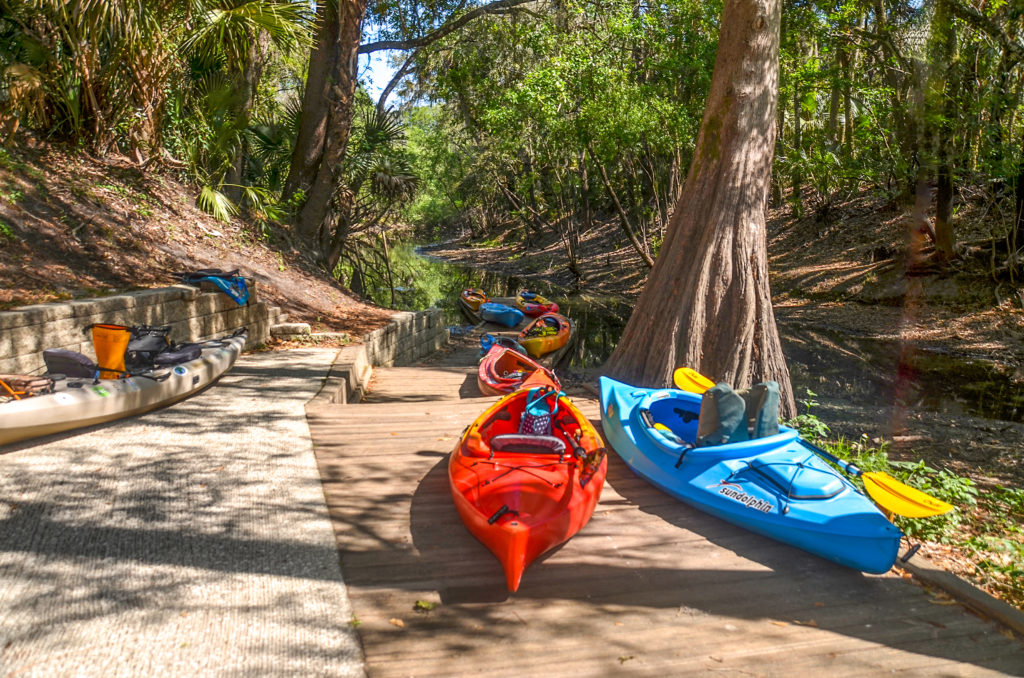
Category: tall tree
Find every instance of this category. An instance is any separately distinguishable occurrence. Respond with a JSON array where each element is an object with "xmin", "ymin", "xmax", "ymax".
[{"xmin": 604, "ymin": 0, "xmax": 795, "ymax": 416}]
